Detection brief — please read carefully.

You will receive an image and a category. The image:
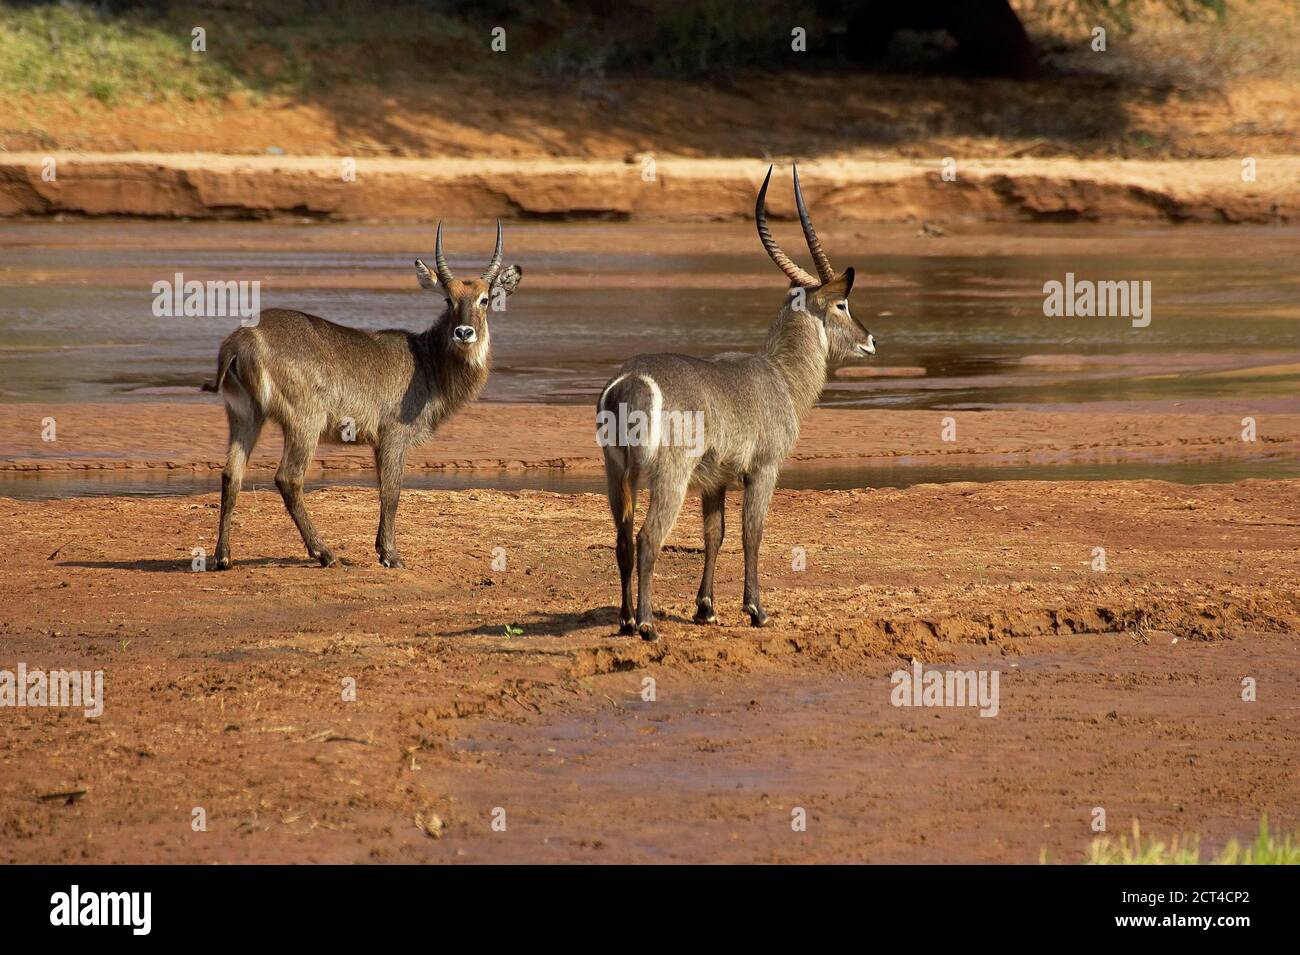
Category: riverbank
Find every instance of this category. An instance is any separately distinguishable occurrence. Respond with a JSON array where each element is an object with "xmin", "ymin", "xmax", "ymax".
[{"xmin": 2, "ymin": 154, "xmax": 1295, "ymax": 223}]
